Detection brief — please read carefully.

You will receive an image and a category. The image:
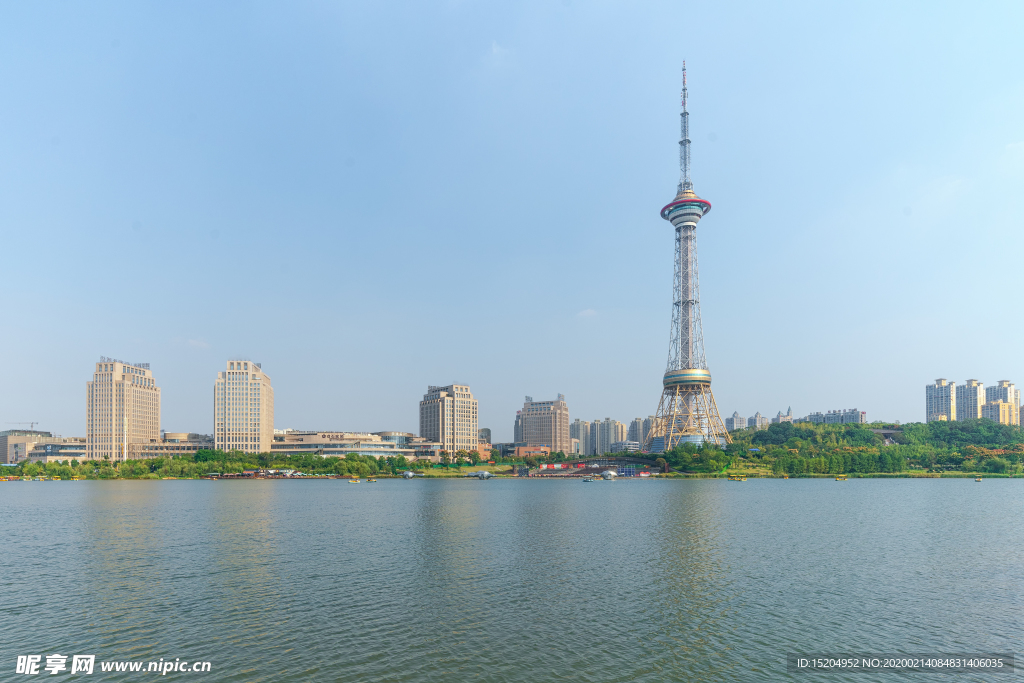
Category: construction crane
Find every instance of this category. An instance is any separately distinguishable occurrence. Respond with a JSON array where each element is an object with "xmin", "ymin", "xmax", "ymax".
[{"xmin": 7, "ymin": 422, "xmax": 40, "ymax": 430}]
